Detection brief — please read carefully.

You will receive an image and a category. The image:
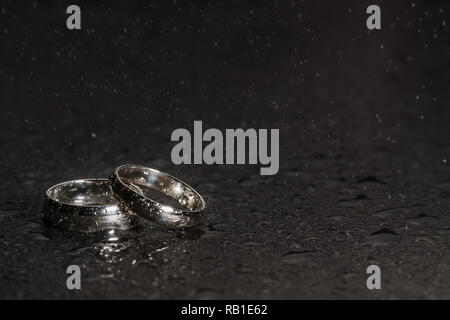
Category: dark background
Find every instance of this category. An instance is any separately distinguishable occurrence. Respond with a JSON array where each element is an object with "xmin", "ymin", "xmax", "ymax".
[{"xmin": 1, "ymin": 0, "xmax": 449, "ymax": 299}]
